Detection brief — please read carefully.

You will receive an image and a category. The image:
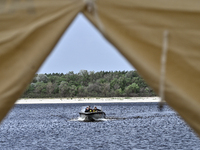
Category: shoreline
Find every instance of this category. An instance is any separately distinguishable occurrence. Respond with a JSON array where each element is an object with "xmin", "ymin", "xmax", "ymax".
[{"xmin": 15, "ymin": 97, "xmax": 161, "ymax": 104}]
